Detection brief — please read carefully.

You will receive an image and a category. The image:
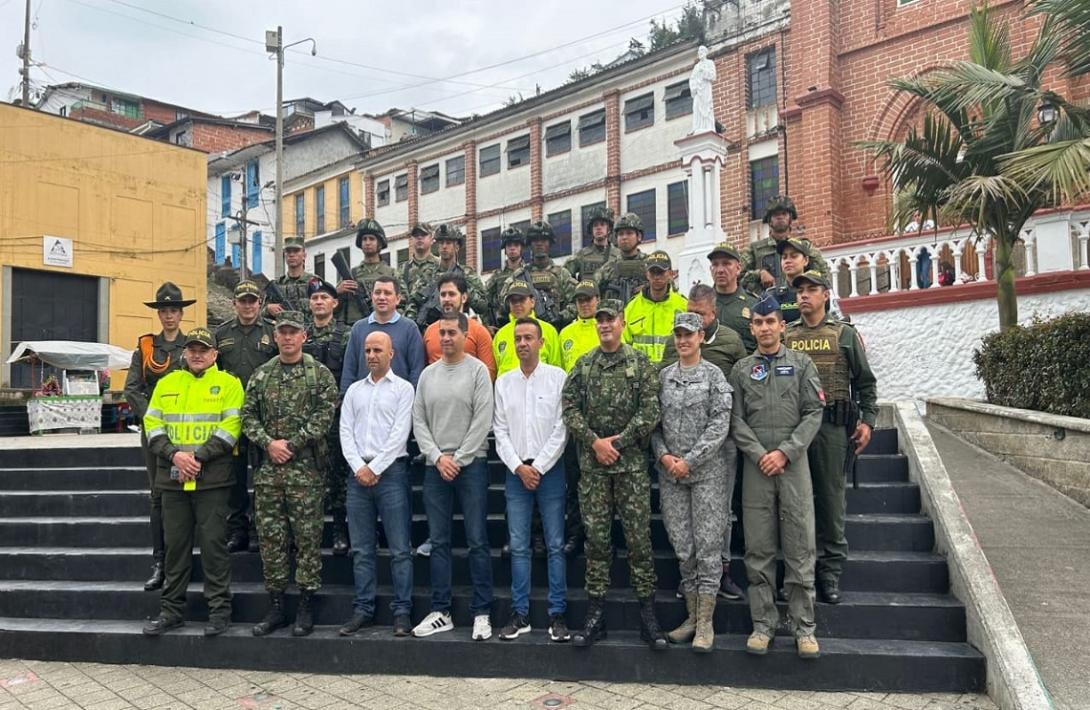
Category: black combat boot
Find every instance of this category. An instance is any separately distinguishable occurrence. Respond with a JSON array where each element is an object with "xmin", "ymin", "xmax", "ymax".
[
  {"xmin": 331, "ymin": 512, "xmax": 349, "ymax": 556},
  {"xmin": 638, "ymin": 595, "xmax": 668, "ymax": 651},
  {"xmin": 143, "ymin": 560, "xmax": 164, "ymax": 592},
  {"xmin": 252, "ymin": 592, "xmax": 288, "ymax": 637},
  {"xmin": 292, "ymin": 590, "xmax": 315, "ymax": 637},
  {"xmin": 572, "ymin": 596, "xmax": 607, "ymax": 647}
]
